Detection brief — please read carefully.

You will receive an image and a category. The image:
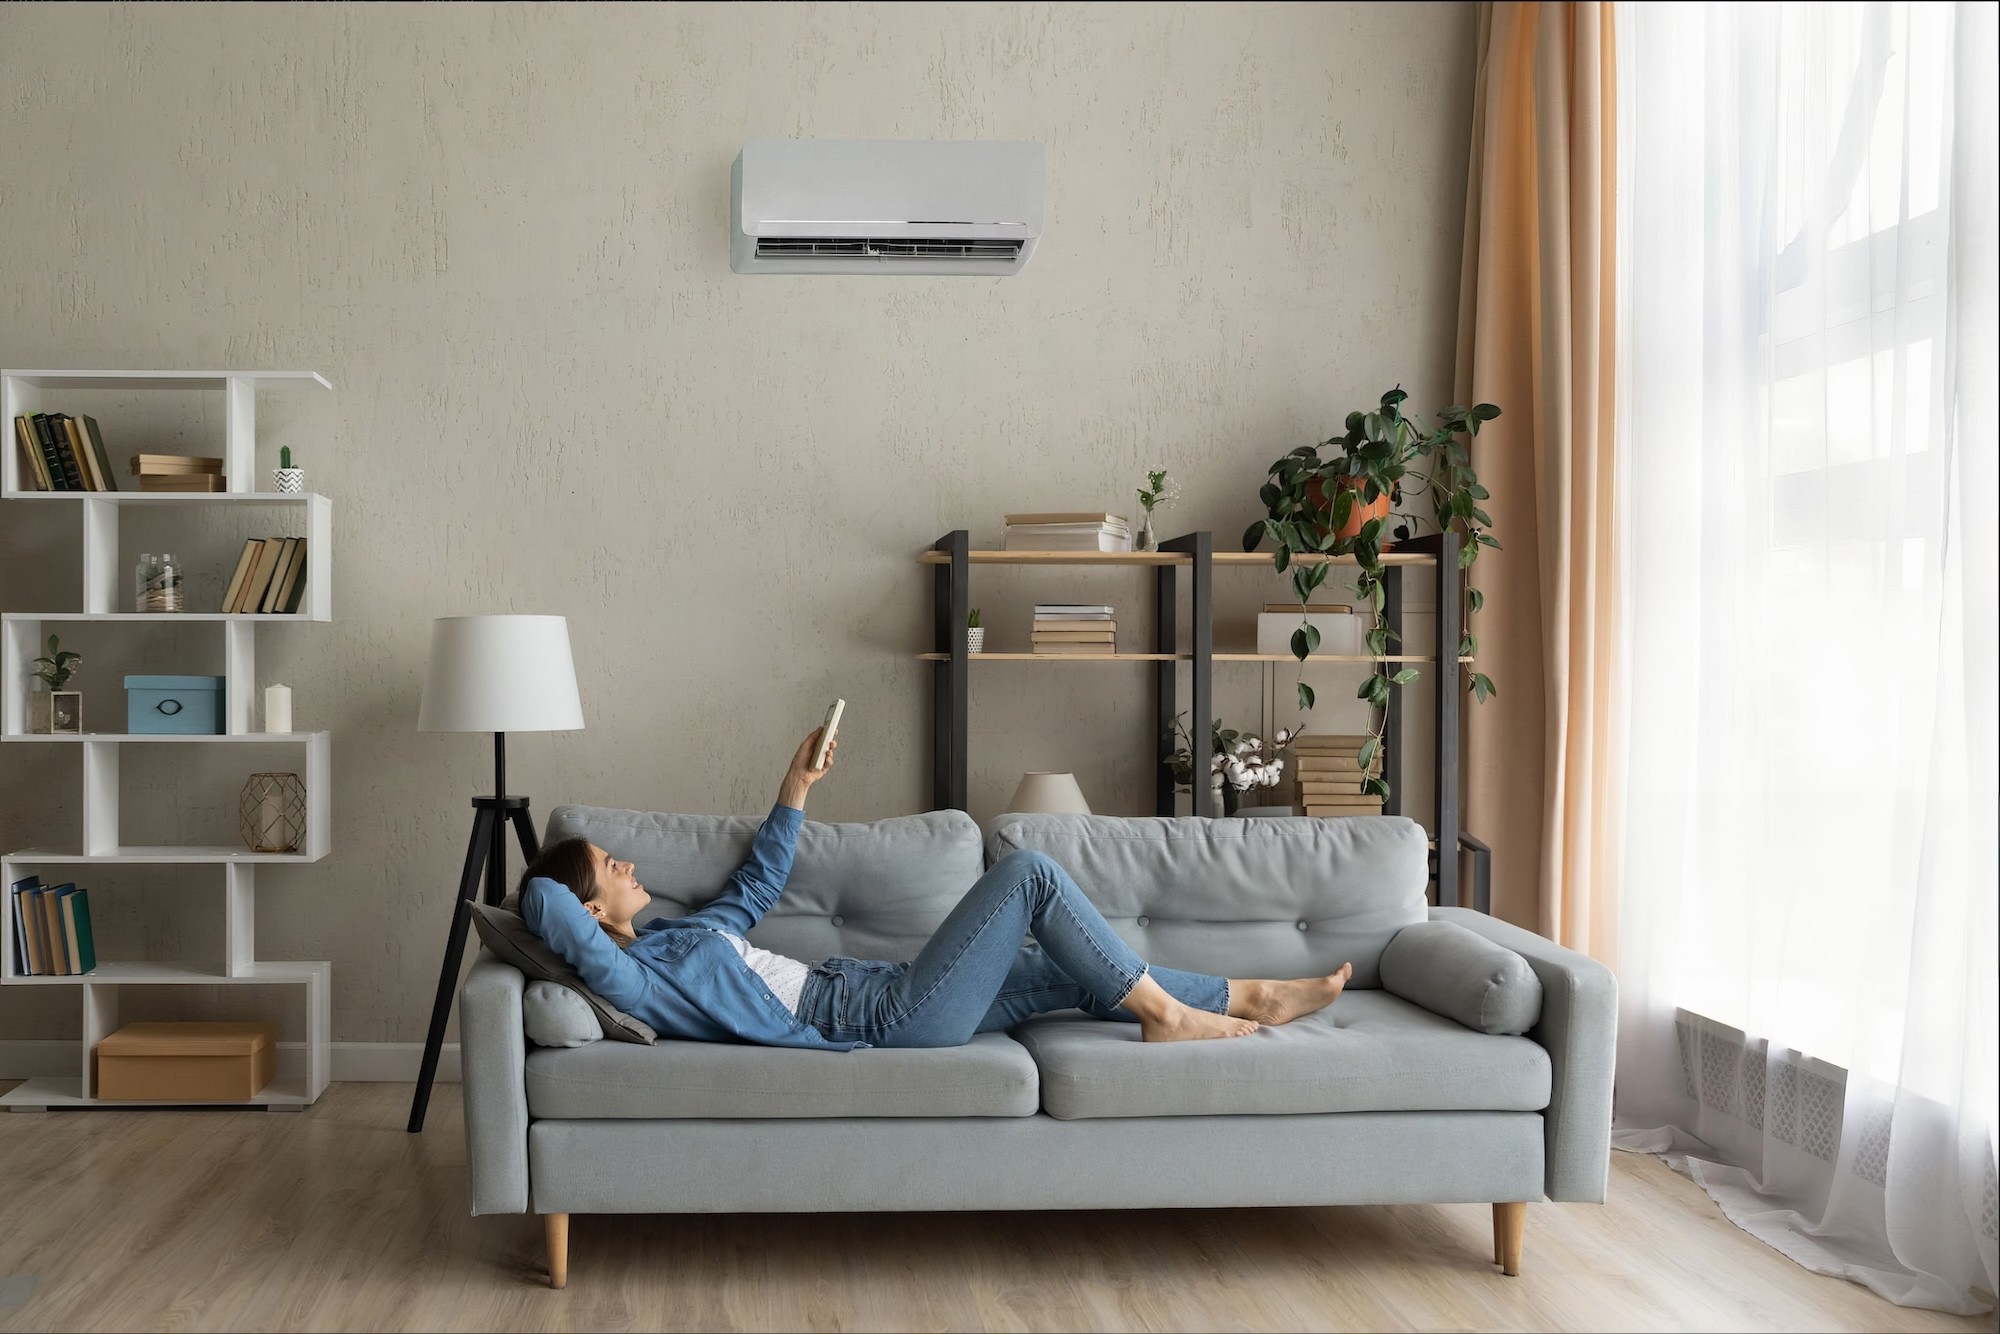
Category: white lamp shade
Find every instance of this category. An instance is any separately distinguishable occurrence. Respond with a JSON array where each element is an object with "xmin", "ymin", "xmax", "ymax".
[
  {"xmin": 417, "ymin": 615, "xmax": 586, "ymax": 733},
  {"xmin": 1008, "ymin": 772, "xmax": 1091, "ymax": 815}
]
